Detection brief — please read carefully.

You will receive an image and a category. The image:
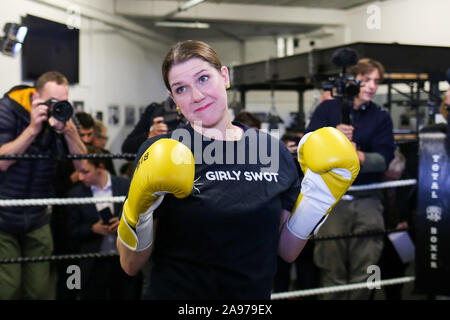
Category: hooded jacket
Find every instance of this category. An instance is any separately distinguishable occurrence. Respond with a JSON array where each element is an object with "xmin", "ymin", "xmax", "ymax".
[{"xmin": 0, "ymin": 86, "xmax": 60, "ymax": 234}]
